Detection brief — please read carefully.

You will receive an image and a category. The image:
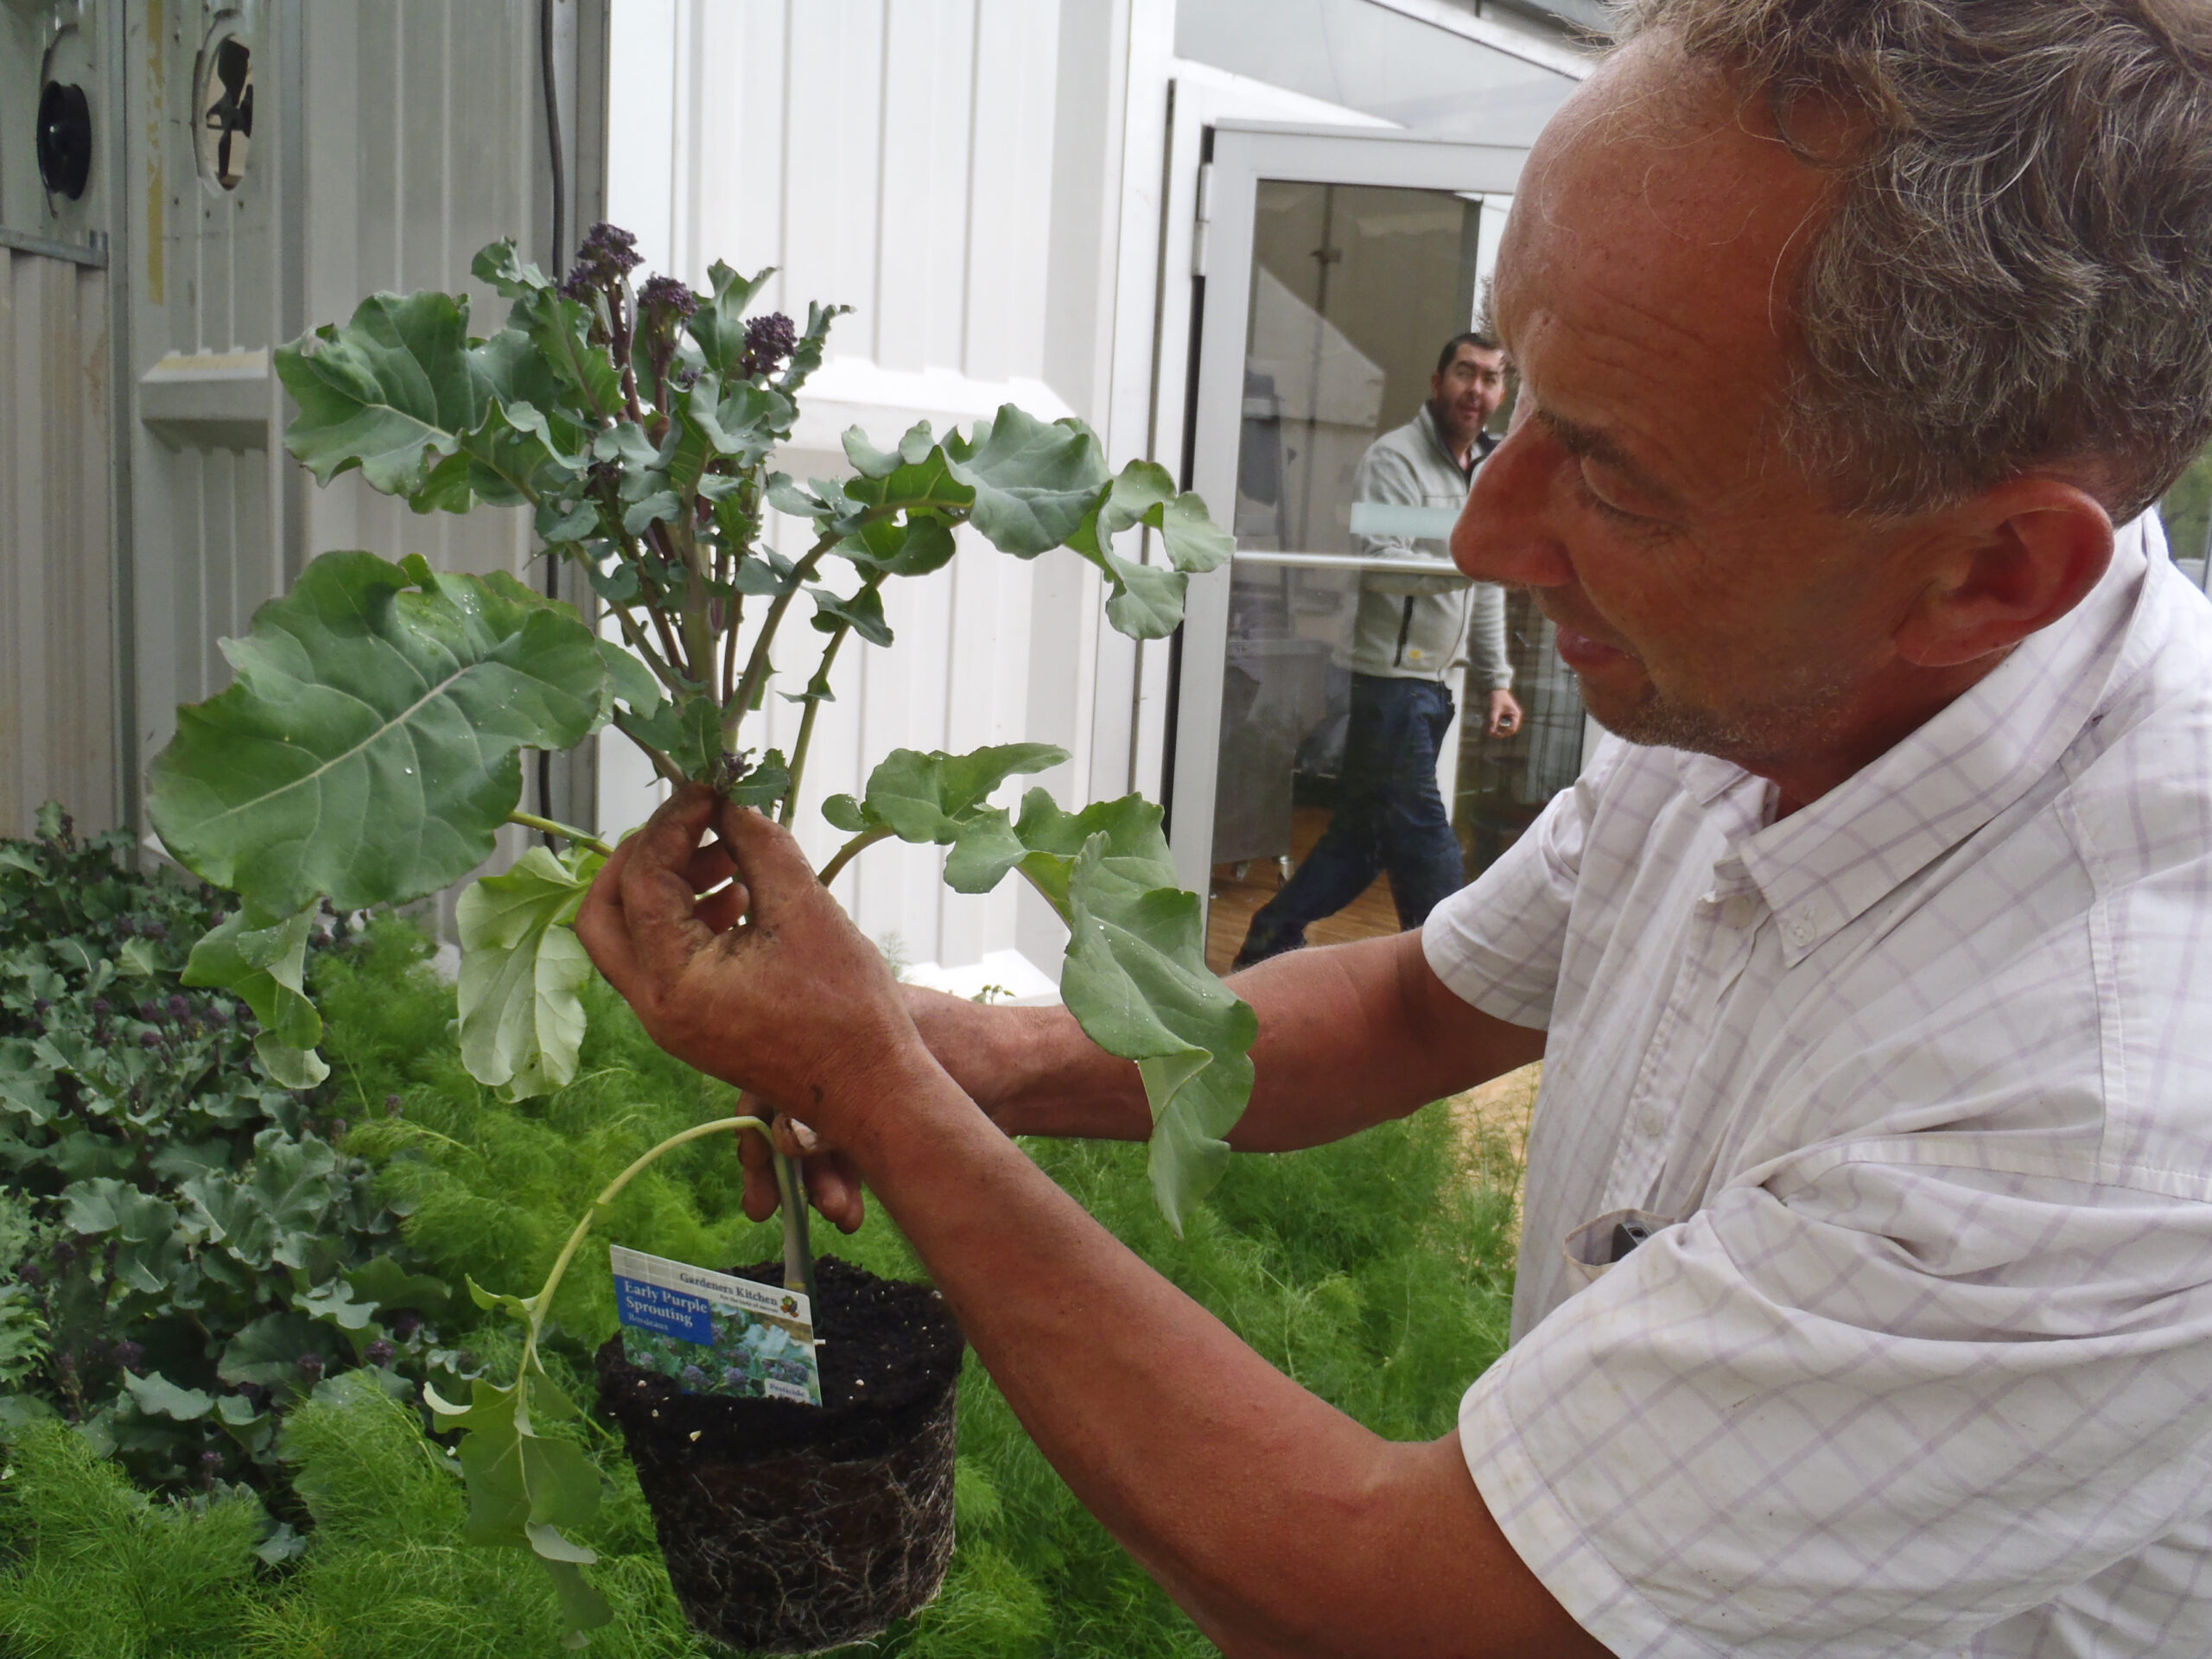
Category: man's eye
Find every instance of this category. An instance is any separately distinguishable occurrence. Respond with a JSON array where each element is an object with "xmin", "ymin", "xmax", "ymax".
[{"xmin": 1573, "ymin": 466, "xmax": 1663, "ymax": 531}]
